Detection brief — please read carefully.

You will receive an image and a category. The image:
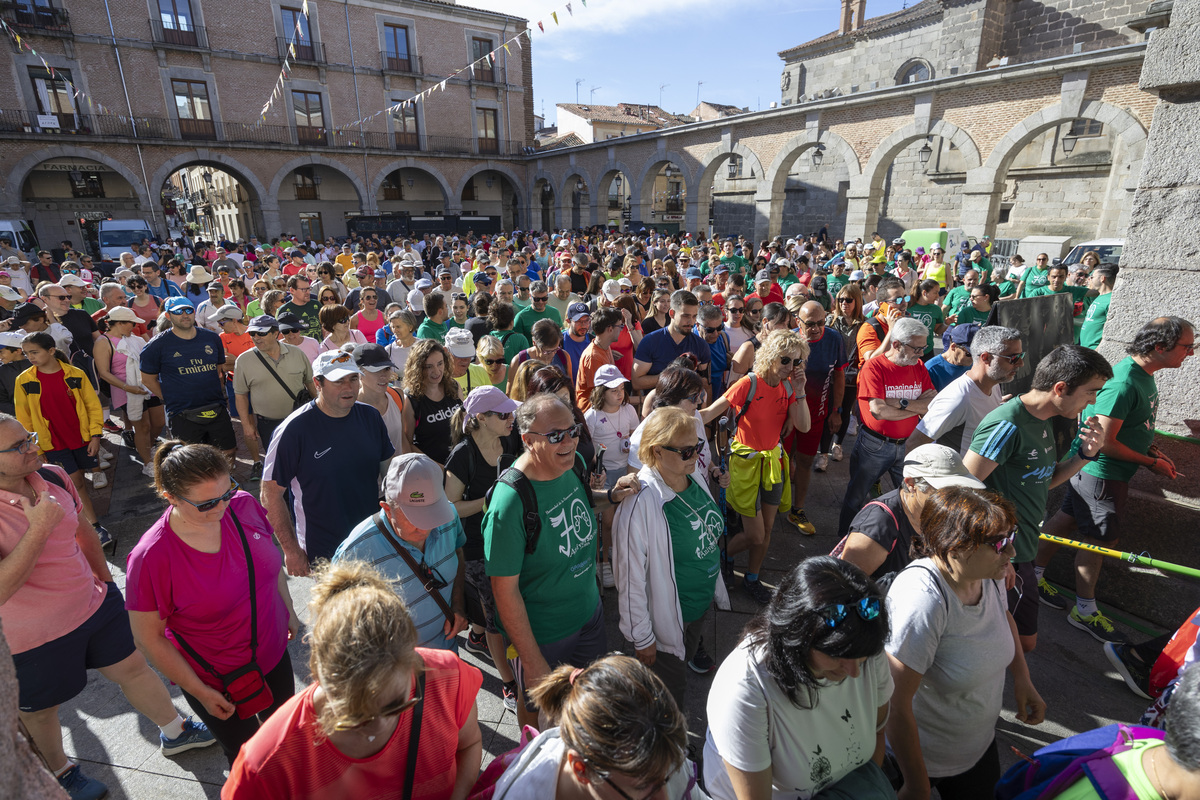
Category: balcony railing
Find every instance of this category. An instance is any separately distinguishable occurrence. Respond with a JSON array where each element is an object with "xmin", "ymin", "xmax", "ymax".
[
  {"xmin": 381, "ymin": 186, "xmax": 403, "ymax": 200},
  {"xmin": 380, "ymin": 51, "xmax": 422, "ymax": 74},
  {"xmin": 294, "ymin": 185, "xmax": 319, "ymax": 200},
  {"xmin": 0, "ymin": 2, "xmax": 71, "ymax": 34},
  {"xmin": 0, "ymin": 109, "xmax": 527, "ymax": 155},
  {"xmin": 277, "ymin": 36, "xmax": 325, "ymax": 64},
  {"xmin": 149, "ymin": 19, "xmax": 208, "ymax": 48},
  {"xmin": 664, "ymin": 198, "xmax": 684, "ymax": 212}
]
